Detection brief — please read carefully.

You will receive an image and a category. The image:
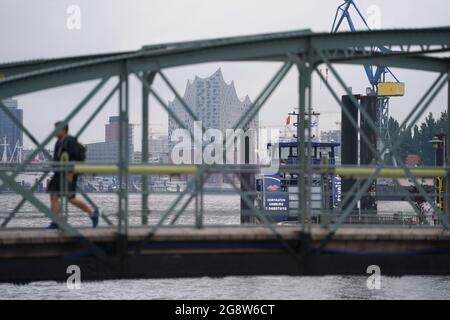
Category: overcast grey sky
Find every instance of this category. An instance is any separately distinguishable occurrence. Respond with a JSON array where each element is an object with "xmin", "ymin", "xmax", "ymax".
[{"xmin": 1, "ymin": 0, "xmax": 449, "ymax": 149}]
